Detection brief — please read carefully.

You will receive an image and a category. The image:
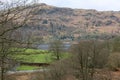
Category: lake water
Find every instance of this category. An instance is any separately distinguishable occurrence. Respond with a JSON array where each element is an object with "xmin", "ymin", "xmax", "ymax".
[{"xmin": 37, "ymin": 44, "xmax": 71, "ymax": 50}]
